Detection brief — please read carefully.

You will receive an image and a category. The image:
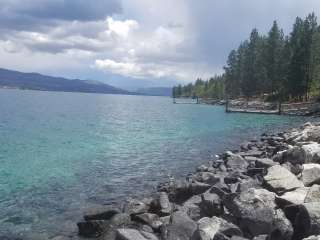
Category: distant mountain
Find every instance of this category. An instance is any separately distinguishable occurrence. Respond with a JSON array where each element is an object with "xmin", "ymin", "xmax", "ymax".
[
  {"xmin": 136, "ymin": 87, "xmax": 172, "ymax": 96},
  {"xmin": 0, "ymin": 68, "xmax": 134, "ymax": 95}
]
